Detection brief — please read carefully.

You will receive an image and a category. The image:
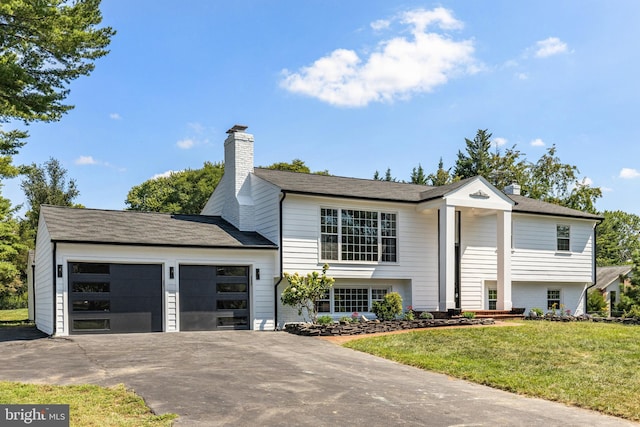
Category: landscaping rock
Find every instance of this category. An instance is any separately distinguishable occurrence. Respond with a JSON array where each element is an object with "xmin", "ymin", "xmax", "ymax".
[{"xmin": 283, "ymin": 318, "xmax": 495, "ymax": 336}]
